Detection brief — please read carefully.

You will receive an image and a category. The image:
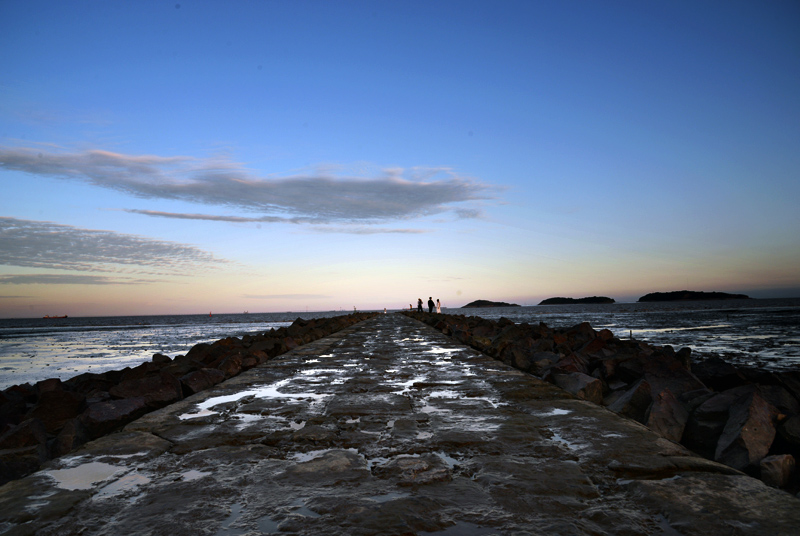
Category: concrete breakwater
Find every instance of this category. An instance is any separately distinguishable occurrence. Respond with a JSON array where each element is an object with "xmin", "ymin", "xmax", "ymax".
[
  {"xmin": 404, "ymin": 311, "xmax": 800, "ymax": 490},
  {"xmin": 0, "ymin": 313, "xmax": 799, "ymax": 535},
  {"xmin": 0, "ymin": 313, "xmax": 377, "ymax": 486}
]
